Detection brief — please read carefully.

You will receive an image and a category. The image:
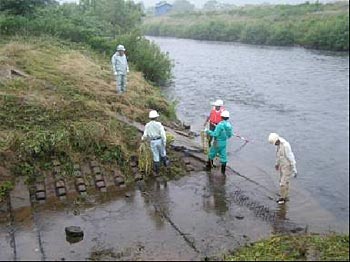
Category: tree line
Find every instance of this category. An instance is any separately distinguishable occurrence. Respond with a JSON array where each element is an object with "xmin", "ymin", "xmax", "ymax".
[{"xmin": 142, "ymin": 1, "xmax": 349, "ymax": 51}]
